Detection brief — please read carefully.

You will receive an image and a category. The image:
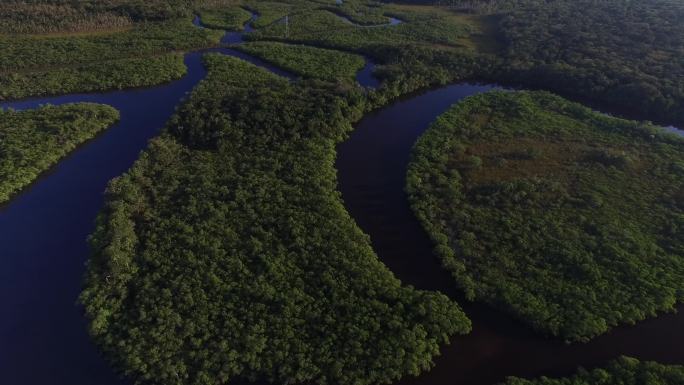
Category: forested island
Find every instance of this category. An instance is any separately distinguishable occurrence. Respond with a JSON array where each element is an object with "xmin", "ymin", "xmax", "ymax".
[
  {"xmin": 407, "ymin": 90, "xmax": 684, "ymax": 342},
  {"xmin": 1, "ymin": 0, "xmax": 683, "ymax": 384}
]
